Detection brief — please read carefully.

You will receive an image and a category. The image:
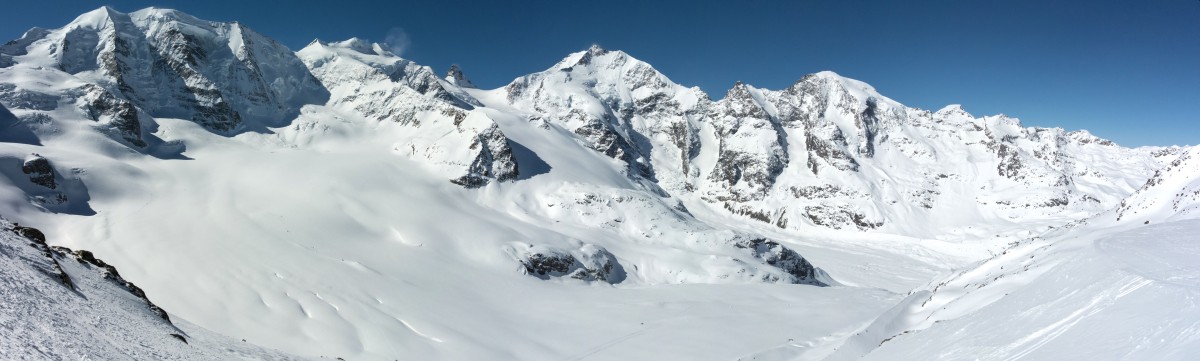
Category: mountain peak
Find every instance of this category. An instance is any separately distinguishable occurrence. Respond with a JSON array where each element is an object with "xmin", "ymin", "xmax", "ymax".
[
  {"xmin": 66, "ymin": 6, "xmax": 123, "ymax": 29},
  {"xmin": 332, "ymin": 37, "xmax": 374, "ymax": 53},
  {"xmin": 96, "ymin": 5, "xmax": 124, "ymax": 17},
  {"xmin": 936, "ymin": 104, "xmax": 969, "ymax": 115},
  {"xmin": 321, "ymin": 38, "xmax": 395, "ymax": 57},
  {"xmin": 445, "ymin": 64, "xmax": 475, "ymax": 88},
  {"xmin": 128, "ymin": 7, "xmax": 208, "ymax": 26},
  {"xmin": 587, "ymin": 44, "xmax": 607, "ymax": 56},
  {"xmin": 787, "ymin": 70, "xmax": 900, "ymax": 110},
  {"xmin": 552, "ymin": 45, "xmax": 637, "ymax": 71},
  {"xmin": 725, "ymin": 81, "xmax": 755, "ymax": 100},
  {"xmin": 812, "ymin": 70, "xmax": 842, "ymax": 79}
]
